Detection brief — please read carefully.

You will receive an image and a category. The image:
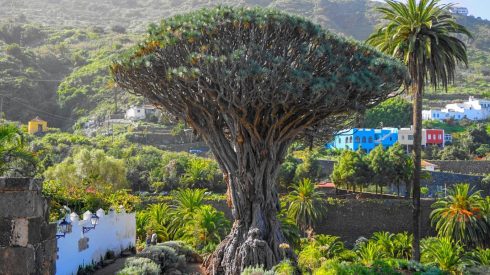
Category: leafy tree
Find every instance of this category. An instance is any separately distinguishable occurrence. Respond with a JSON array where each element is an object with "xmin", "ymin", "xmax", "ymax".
[
  {"xmin": 363, "ymin": 97, "xmax": 412, "ymax": 128},
  {"xmin": 44, "ymin": 148, "xmax": 128, "ymax": 193},
  {"xmin": 113, "ymin": 7, "xmax": 406, "ymax": 272},
  {"xmin": 366, "ymin": 145, "xmax": 392, "ymax": 194},
  {"xmin": 367, "ymin": 0, "xmax": 471, "ymax": 261},
  {"xmin": 430, "ymin": 184, "xmax": 489, "ymax": 248},
  {"xmin": 286, "ymin": 178, "xmax": 327, "ymax": 236},
  {"xmin": 331, "ymin": 149, "xmax": 371, "ymax": 192},
  {"xmin": 0, "ymin": 123, "xmax": 37, "ymax": 176},
  {"xmin": 438, "ymin": 144, "xmax": 471, "ymax": 160},
  {"xmin": 387, "ymin": 143, "xmax": 413, "ymax": 197}
]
